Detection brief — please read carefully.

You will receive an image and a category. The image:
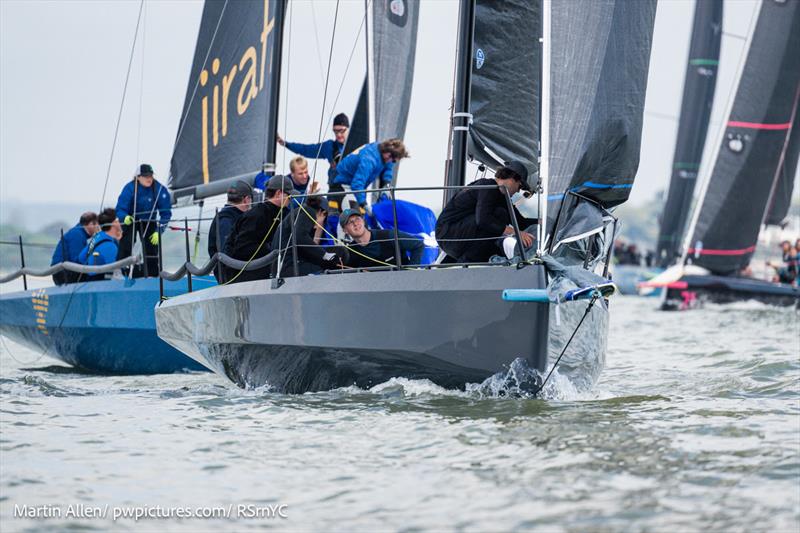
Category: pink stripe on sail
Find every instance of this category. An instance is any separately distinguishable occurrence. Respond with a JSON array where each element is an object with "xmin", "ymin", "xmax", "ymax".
[
  {"xmin": 686, "ymin": 245, "xmax": 756, "ymax": 256},
  {"xmin": 727, "ymin": 121, "xmax": 791, "ymax": 130}
]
